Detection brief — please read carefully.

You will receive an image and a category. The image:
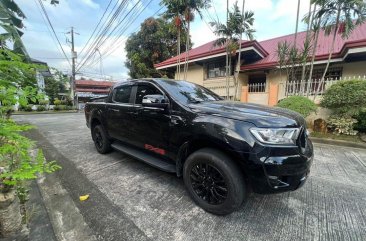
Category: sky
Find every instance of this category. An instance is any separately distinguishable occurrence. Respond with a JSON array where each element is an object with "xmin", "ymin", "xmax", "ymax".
[{"xmin": 14, "ymin": 0, "xmax": 311, "ymax": 81}]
